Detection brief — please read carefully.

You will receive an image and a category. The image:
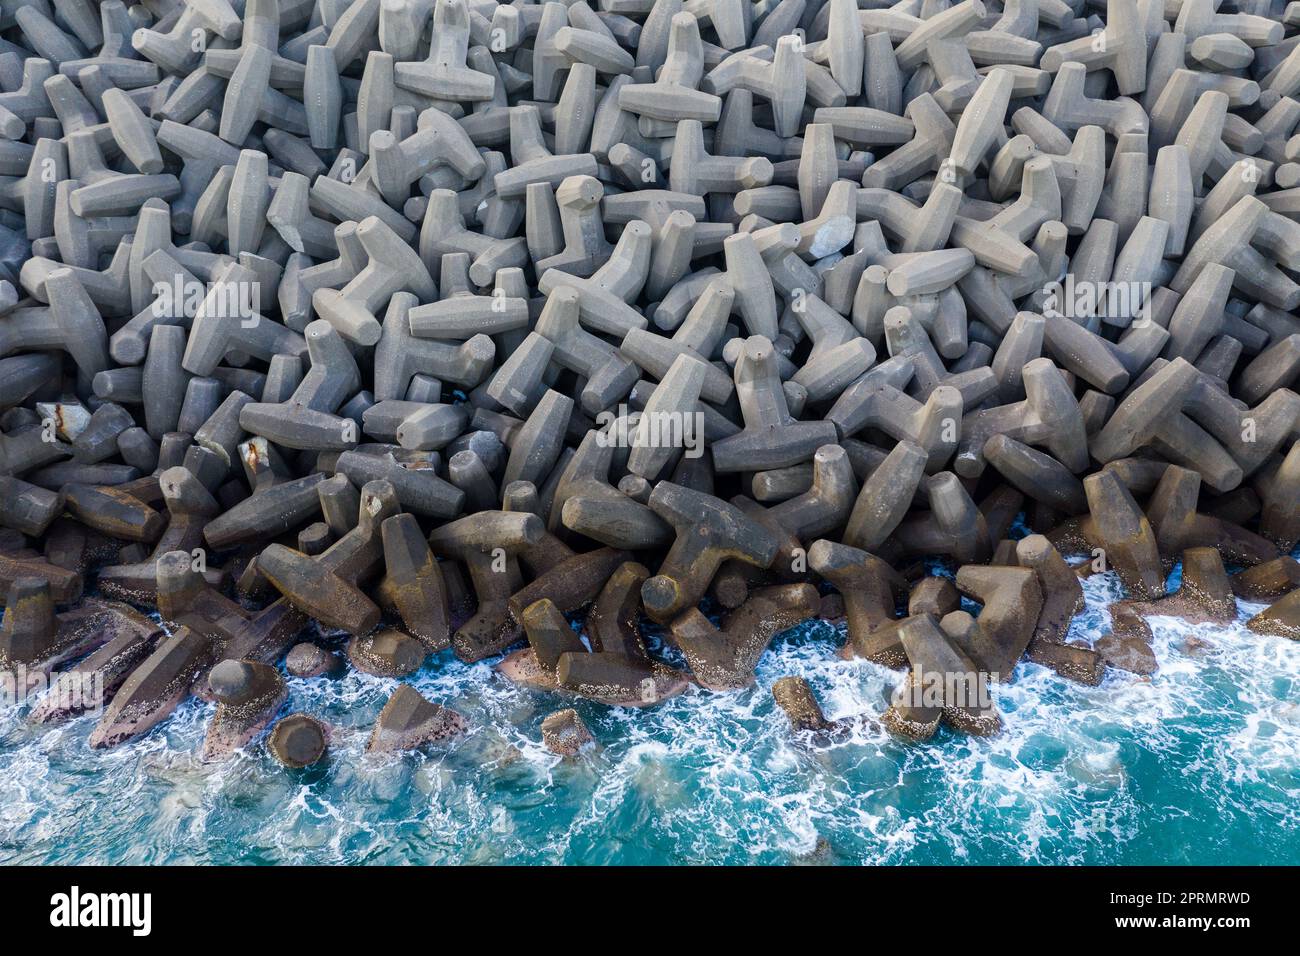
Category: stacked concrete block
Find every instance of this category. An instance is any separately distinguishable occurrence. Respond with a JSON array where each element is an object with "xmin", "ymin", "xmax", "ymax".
[{"xmin": 0, "ymin": 0, "xmax": 1297, "ymax": 759}]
